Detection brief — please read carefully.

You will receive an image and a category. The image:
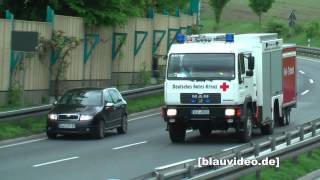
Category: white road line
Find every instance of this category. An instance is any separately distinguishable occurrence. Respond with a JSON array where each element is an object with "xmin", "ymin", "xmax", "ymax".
[
  {"xmin": 112, "ymin": 141, "xmax": 147, "ymax": 150},
  {"xmin": 33, "ymin": 156, "xmax": 79, "ymax": 167},
  {"xmin": 222, "ymin": 145, "xmax": 243, "ymax": 152},
  {"xmin": 0, "ymin": 138, "xmax": 47, "ymax": 149},
  {"xmin": 309, "ymin": 79, "xmax": 314, "ymax": 84},
  {"xmin": 299, "ymin": 70, "xmax": 305, "ymax": 74},
  {"xmin": 128, "ymin": 113, "xmax": 160, "ymax": 122},
  {"xmin": 301, "ymin": 90, "xmax": 310, "ymax": 96},
  {"xmin": 155, "ymin": 159, "xmax": 195, "ymax": 170},
  {"xmin": 186, "ymin": 130, "xmax": 193, "ymax": 133}
]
